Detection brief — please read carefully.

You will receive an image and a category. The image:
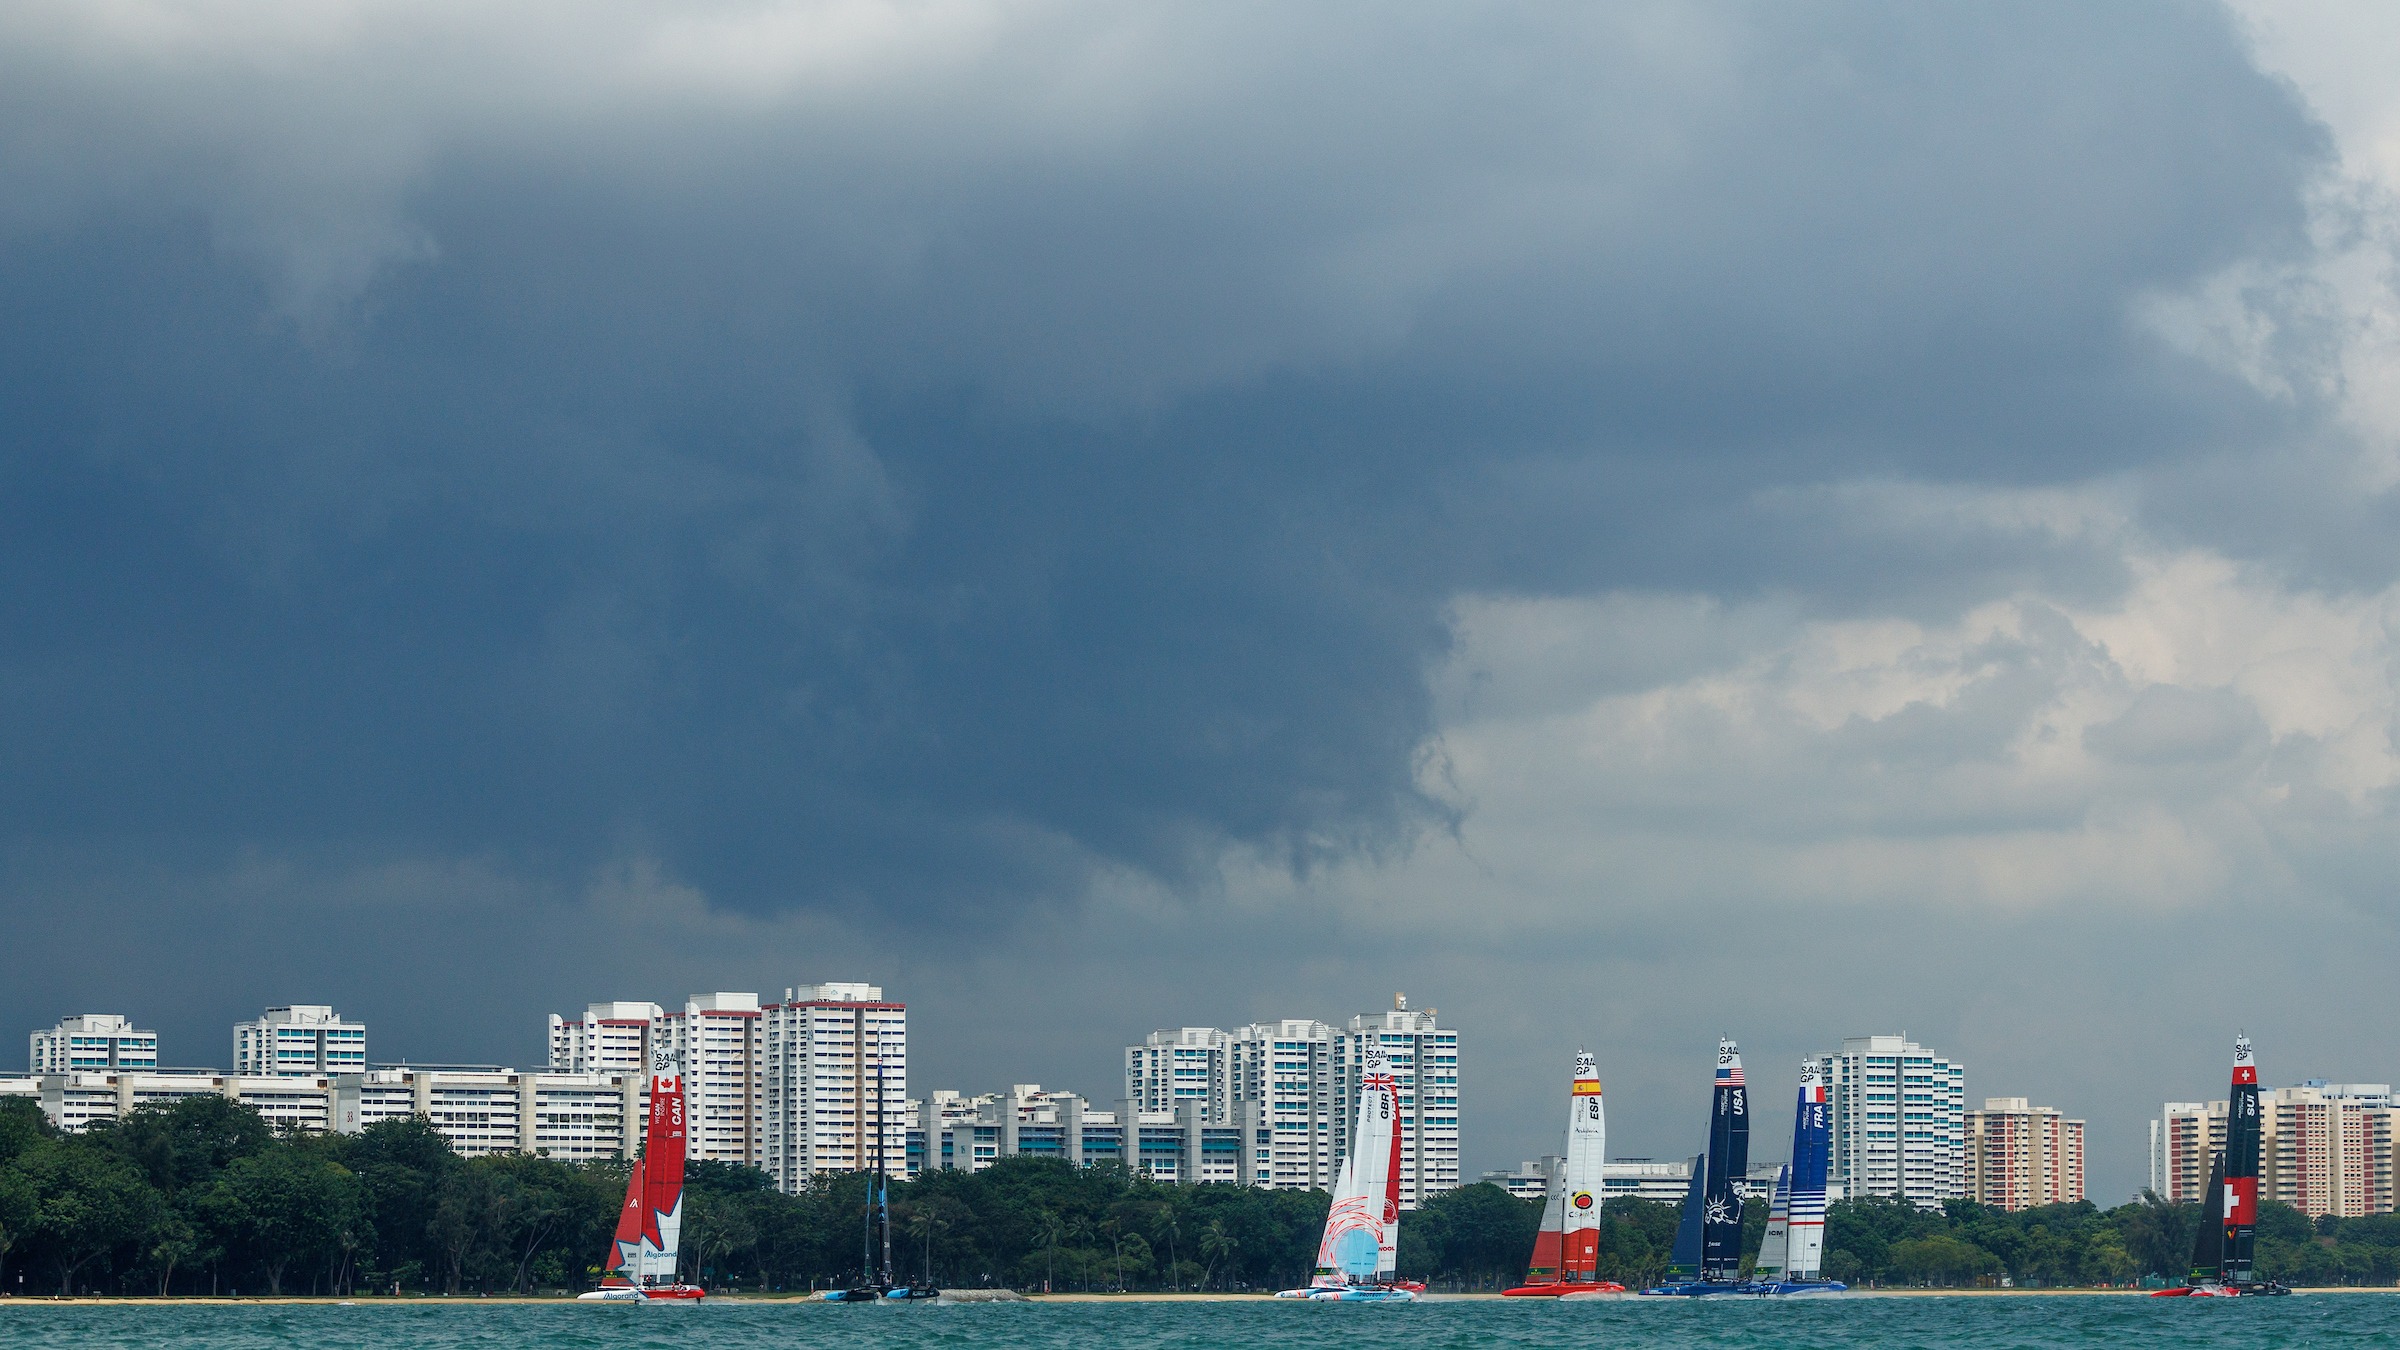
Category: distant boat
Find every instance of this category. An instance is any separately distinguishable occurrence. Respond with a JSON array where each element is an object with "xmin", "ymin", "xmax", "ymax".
[
  {"xmin": 1639, "ymin": 1039, "xmax": 1749, "ymax": 1297},
  {"xmin": 1504, "ymin": 1051, "xmax": 1626, "ymax": 1298},
  {"xmin": 1277, "ymin": 1042, "xmax": 1421, "ymax": 1302},
  {"xmin": 577, "ymin": 1046, "xmax": 705, "ymax": 1302},
  {"xmin": 2150, "ymin": 1035, "xmax": 2290, "ymax": 1298},
  {"xmin": 1742, "ymin": 1058, "xmax": 1843, "ymax": 1295}
]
